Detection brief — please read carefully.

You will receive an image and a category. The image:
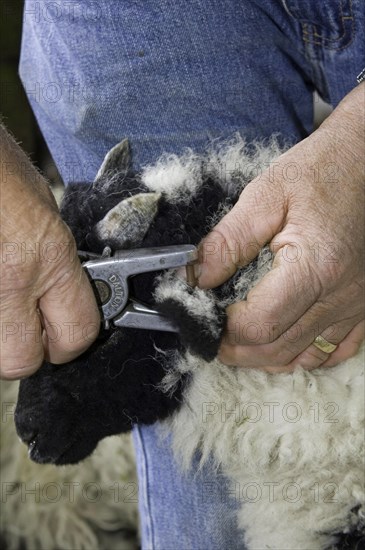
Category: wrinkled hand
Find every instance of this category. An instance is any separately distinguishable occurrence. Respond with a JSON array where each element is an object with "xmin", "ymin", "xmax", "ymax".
[
  {"xmin": 0, "ymin": 125, "xmax": 100, "ymax": 379},
  {"xmin": 198, "ymin": 84, "xmax": 365, "ymax": 372}
]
